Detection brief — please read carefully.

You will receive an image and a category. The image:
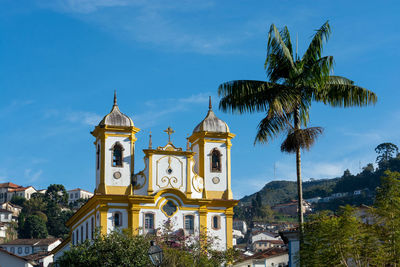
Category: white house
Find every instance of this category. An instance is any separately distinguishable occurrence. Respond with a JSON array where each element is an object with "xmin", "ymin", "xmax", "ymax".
[
  {"xmin": 0, "ymin": 183, "xmax": 37, "ymax": 203},
  {"xmin": 233, "ymin": 247, "xmax": 289, "ymax": 267},
  {"xmin": 67, "ymin": 188, "xmax": 94, "ymax": 204},
  {"xmin": 0, "ymin": 238, "xmax": 62, "ymax": 257},
  {"xmin": 233, "ymin": 219, "xmax": 248, "ymax": 234},
  {"xmin": 0, "ymin": 208, "xmax": 13, "ymax": 223},
  {"xmin": 250, "ymin": 231, "xmax": 281, "ymax": 244}
]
